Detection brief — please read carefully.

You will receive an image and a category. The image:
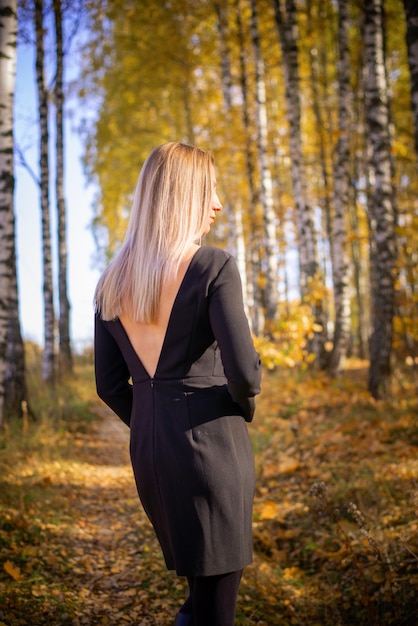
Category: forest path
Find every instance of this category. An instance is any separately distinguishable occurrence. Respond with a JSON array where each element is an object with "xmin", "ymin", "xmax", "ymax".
[
  {"xmin": 1, "ymin": 405, "xmax": 188, "ymax": 626},
  {"xmin": 3, "ymin": 365, "xmax": 416, "ymax": 625},
  {"xmin": 58, "ymin": 404, "xmax": 184, "ymax": 626},
  {"xmin": 1, "ymin": 400, "xmax": 273, "ymax": 626}
]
